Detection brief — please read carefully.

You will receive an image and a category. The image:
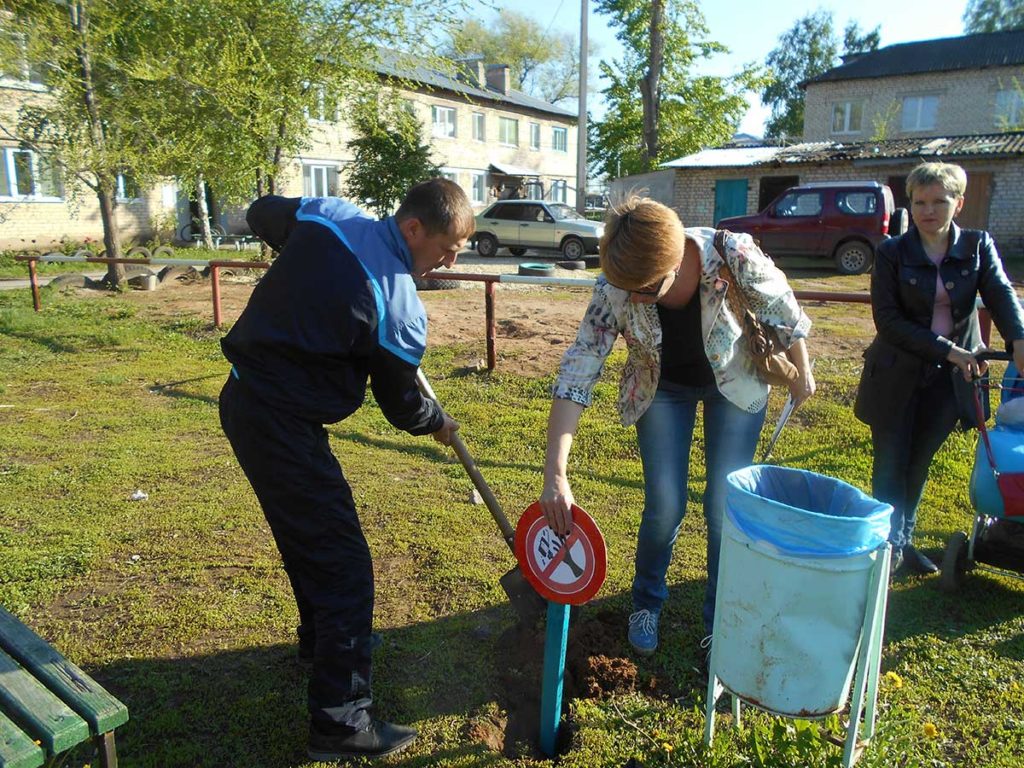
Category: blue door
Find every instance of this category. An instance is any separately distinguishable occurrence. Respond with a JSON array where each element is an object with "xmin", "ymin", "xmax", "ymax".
[{"xmin": 714, "ymin": 179, "xmax": 748, "ymax": 224}]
